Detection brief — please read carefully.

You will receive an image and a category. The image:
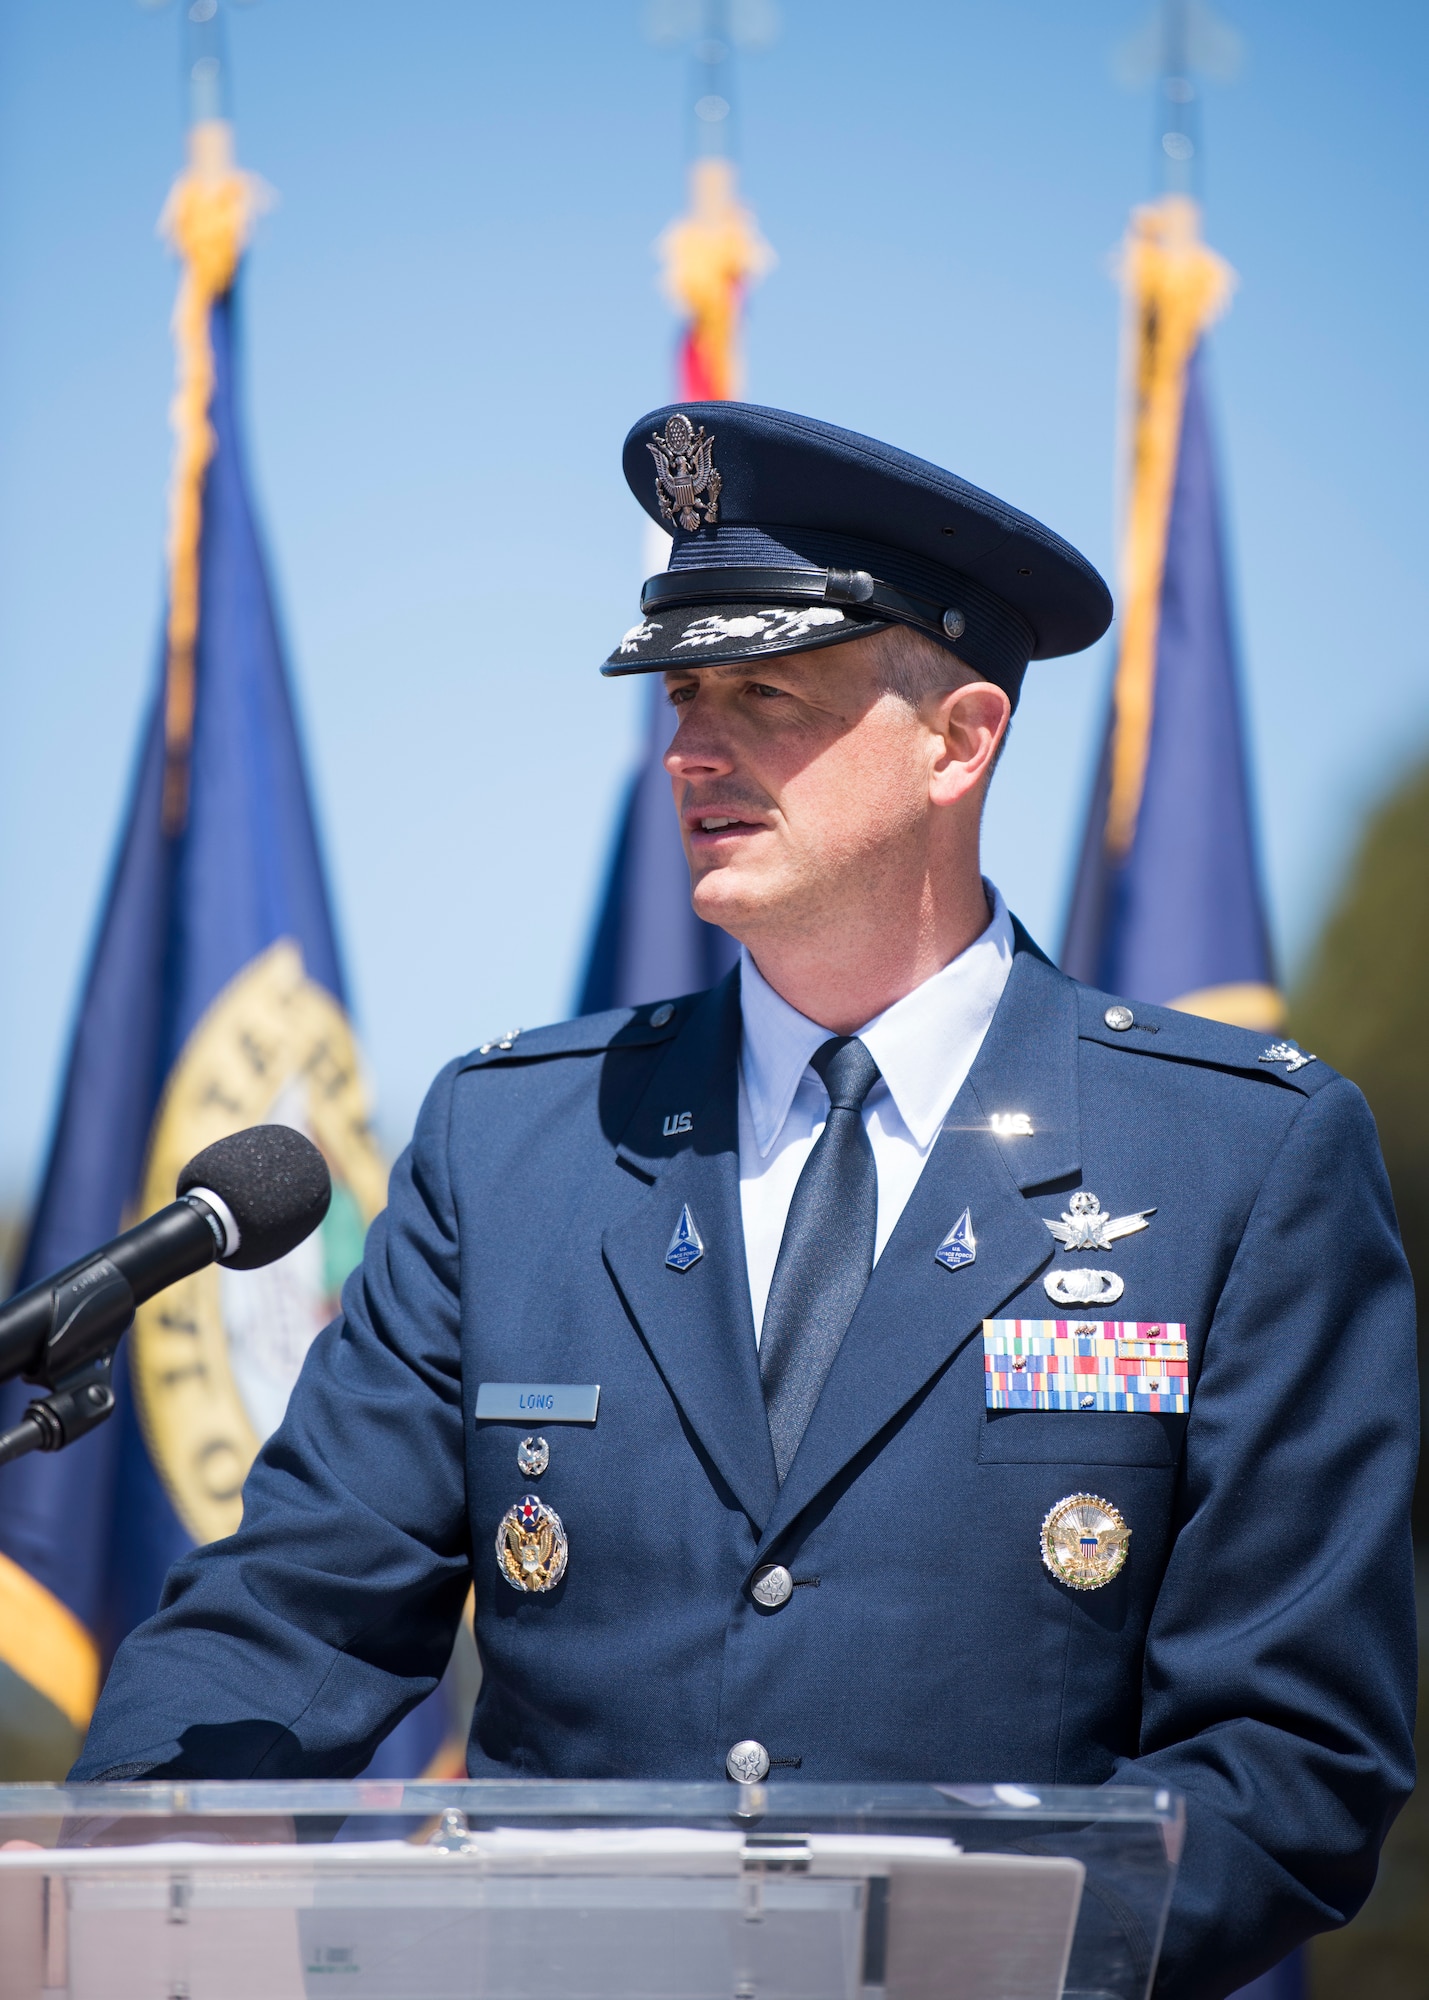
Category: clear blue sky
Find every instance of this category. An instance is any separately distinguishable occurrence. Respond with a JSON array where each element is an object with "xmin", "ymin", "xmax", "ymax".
[{"xmin": 1, "ymin": 0, "xmax": 1426, "ymax": 1203}]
